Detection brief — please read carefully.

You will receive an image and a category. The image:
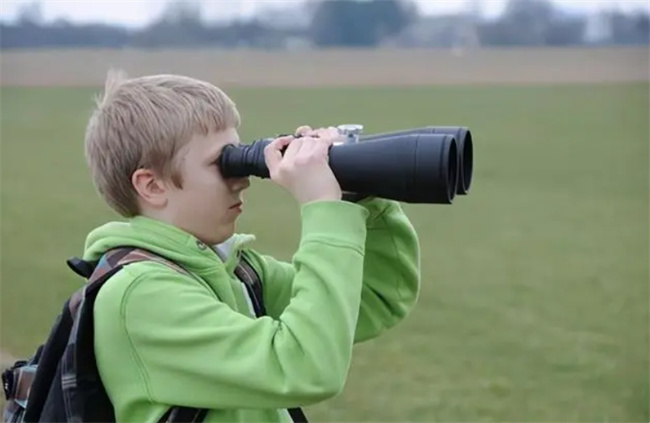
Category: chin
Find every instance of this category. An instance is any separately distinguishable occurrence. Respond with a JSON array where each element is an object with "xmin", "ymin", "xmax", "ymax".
[{"xmin": 205, "ymin": 228, "xmax": 235, "ymax": 246}]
